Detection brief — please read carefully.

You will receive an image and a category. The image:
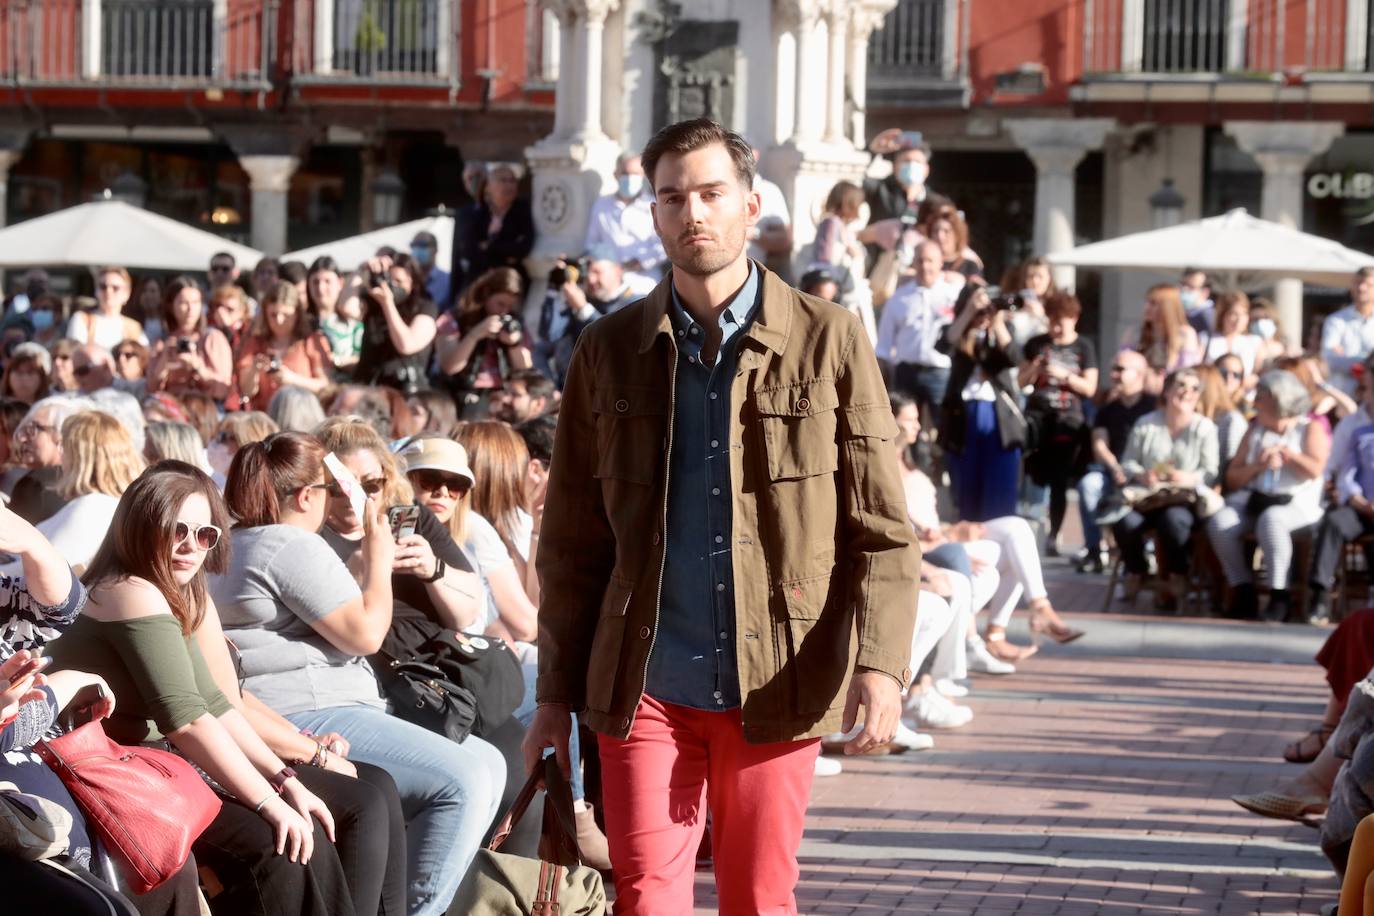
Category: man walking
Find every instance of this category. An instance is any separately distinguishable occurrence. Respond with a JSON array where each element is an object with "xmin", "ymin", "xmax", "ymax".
[{"xmin": 524, "ymin": 118, "xmax": 920, "ymax": 913}]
